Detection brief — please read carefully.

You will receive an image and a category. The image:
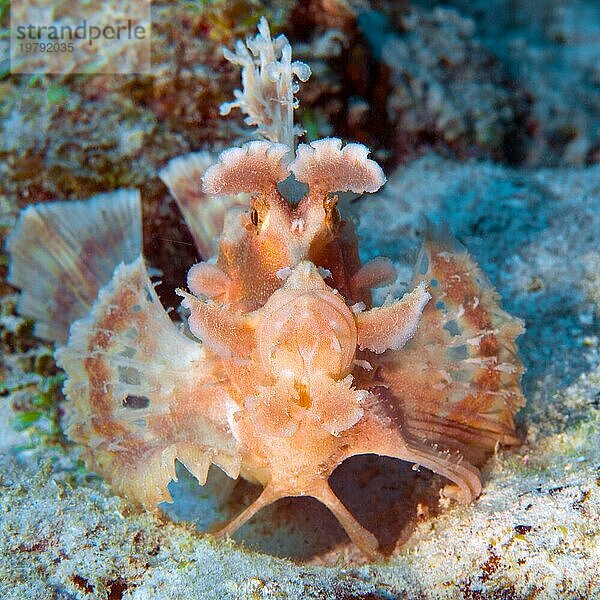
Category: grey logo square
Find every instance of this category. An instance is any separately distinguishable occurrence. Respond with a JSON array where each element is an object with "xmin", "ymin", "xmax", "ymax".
[{"xmin": 9, "ymin": 0, "xmax": 151, "ymax": 74}]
